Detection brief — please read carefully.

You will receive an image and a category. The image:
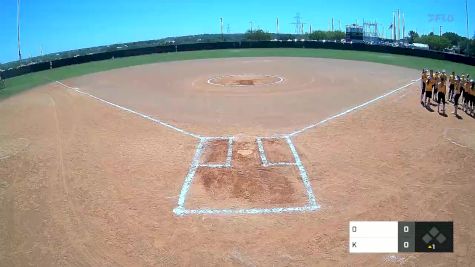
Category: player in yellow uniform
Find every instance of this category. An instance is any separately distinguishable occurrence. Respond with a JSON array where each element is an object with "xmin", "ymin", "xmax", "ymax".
[
  {"xmin": 459, "ymin": 74, "xmax": 466, "ymax": 104},
  {"xmin": 452, "ymin": 76, "xmax": 462, "ymax": 116},
  {"xmin": 433, "ymin": 71, "xmax": 440, "ymax": 102},
  {"xmin": 448, "ymin": 71, "xmax": 455, "ymax": 102},
  {"xmin": 424, "ymin": 70, "xmax": 435, "ymax": 108},
  {"xmin": 420, "ymin": 69, "xmax": 428, "ymax": 104},
  {"xmin": 437, "ymin": 76, "xmax": 447, "ymax": 114},
  {"xmin": 466, "ymin": 79, "xmax": 474, "ymax": 115},
  {"xmin": 463, "ymin": 77, "xmax": 471, "ymax": 112}
]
